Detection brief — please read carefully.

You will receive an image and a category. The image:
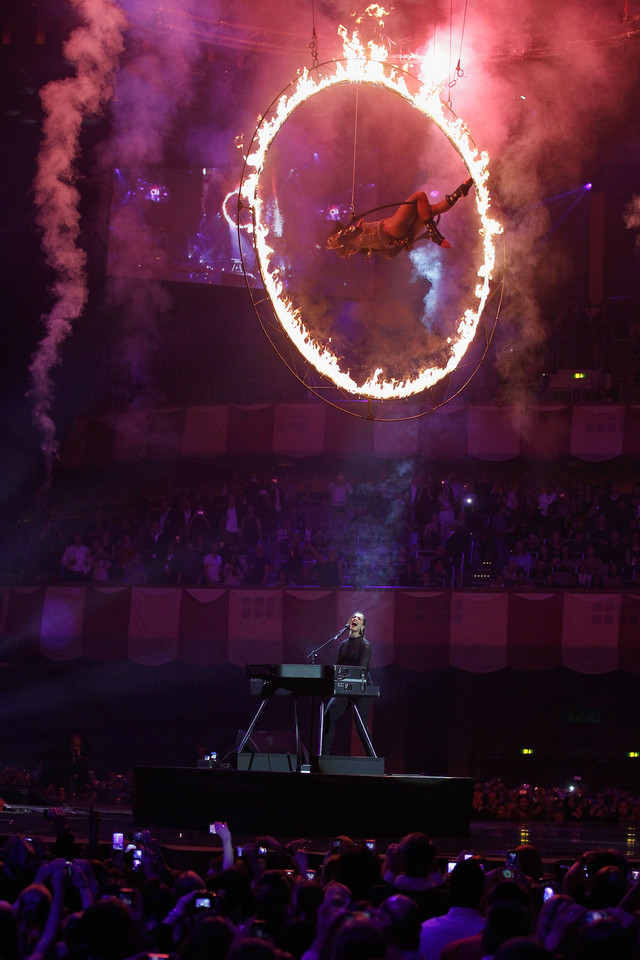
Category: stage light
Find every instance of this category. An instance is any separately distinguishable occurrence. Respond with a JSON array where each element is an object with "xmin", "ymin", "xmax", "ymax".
[{"xmin": 584, "ymin": 182, "xmax": 592, "ymax": 190}]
